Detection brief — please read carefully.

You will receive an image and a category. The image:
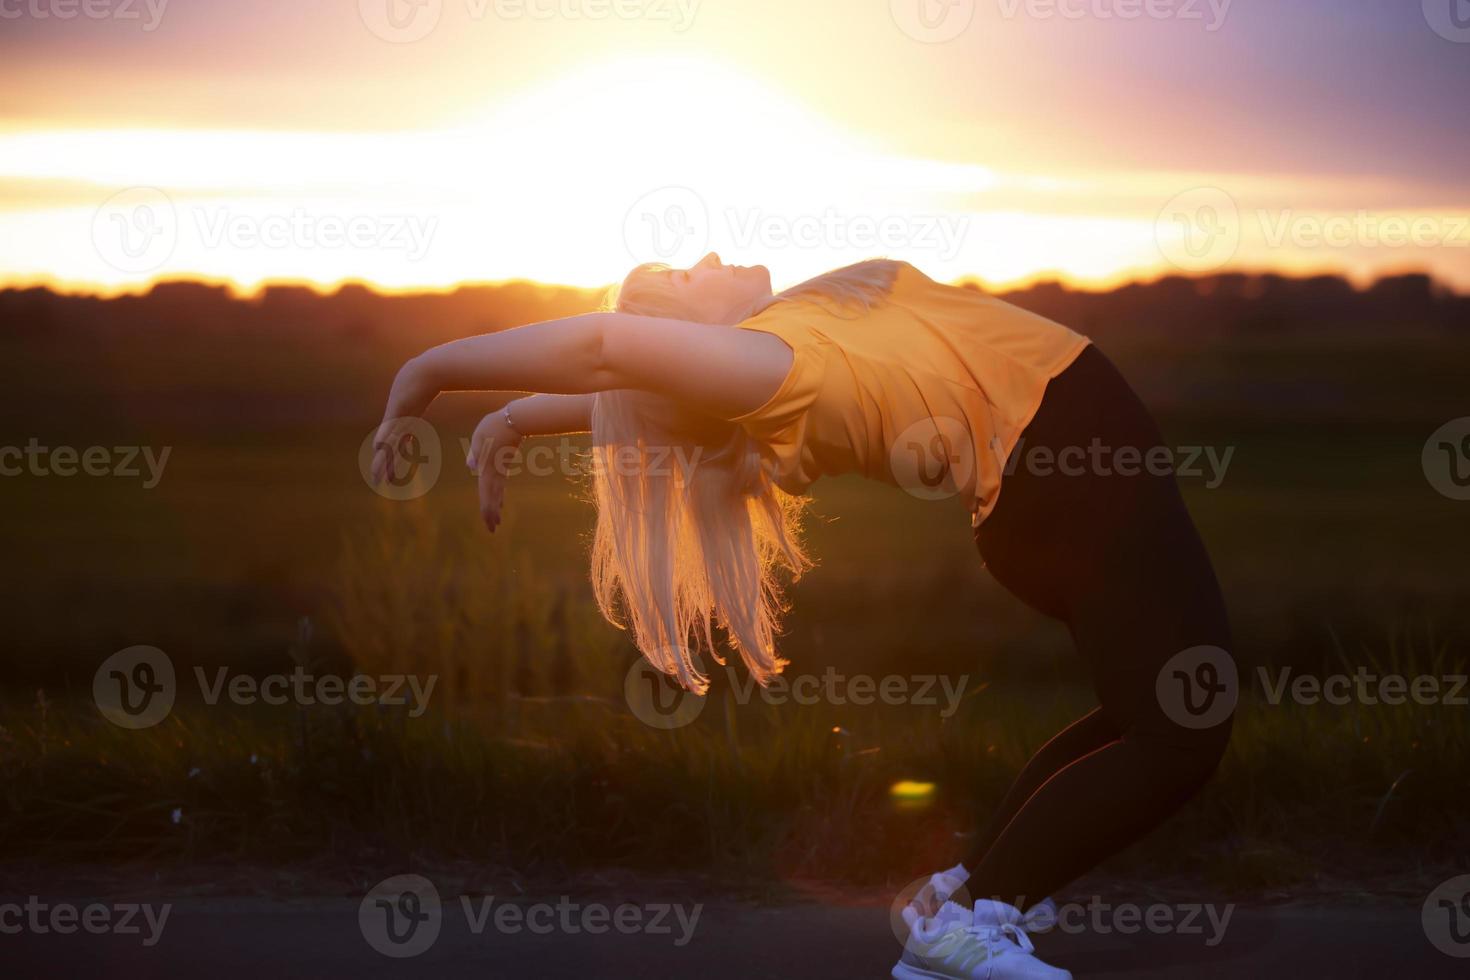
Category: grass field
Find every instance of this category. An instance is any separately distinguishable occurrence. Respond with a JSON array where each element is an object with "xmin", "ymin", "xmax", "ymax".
[{"xmin": 2, "ymin": 292, "xmax": 1468, "ymax": 892}]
